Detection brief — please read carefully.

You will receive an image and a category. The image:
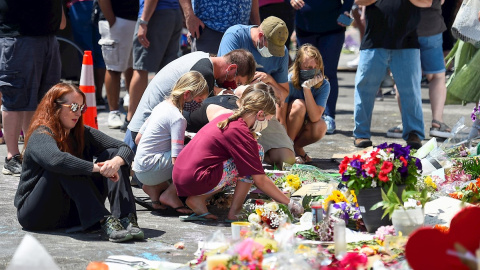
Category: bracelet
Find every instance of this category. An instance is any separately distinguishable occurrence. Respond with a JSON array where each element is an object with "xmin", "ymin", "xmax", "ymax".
[{"xmin": 139, "ymin": 18, "xmax": 148, "ymax": 25}]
